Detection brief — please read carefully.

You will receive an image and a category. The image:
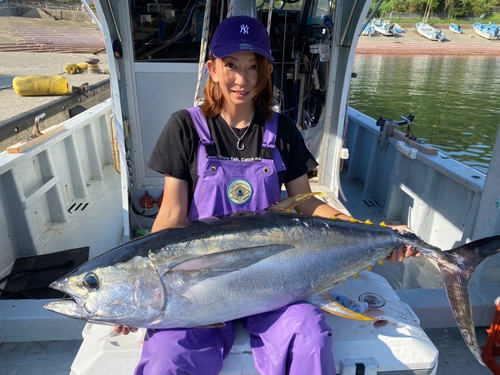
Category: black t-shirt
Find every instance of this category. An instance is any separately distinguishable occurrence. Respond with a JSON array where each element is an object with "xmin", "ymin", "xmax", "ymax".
[{"xmin": 147, "ymin": 109, "xmax": 318, "ymax": 204}]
